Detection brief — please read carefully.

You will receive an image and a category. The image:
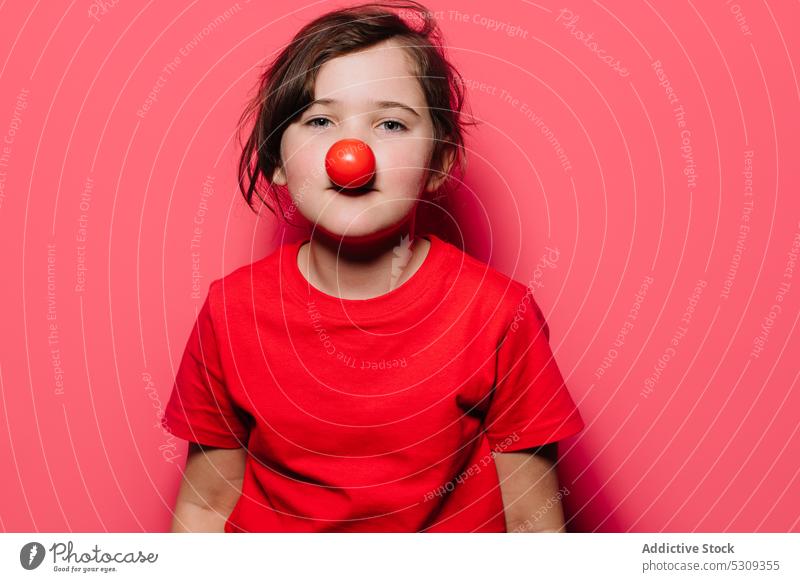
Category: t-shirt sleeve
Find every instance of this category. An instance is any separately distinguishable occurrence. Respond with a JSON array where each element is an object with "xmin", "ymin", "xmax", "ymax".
[
  {"xmin": 483, "ymin": 295, "xmax": 585, "ymax": 453},
  {"xmin": 160, "ymin": 287, "xmax": 250, "ymax": 449}
]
